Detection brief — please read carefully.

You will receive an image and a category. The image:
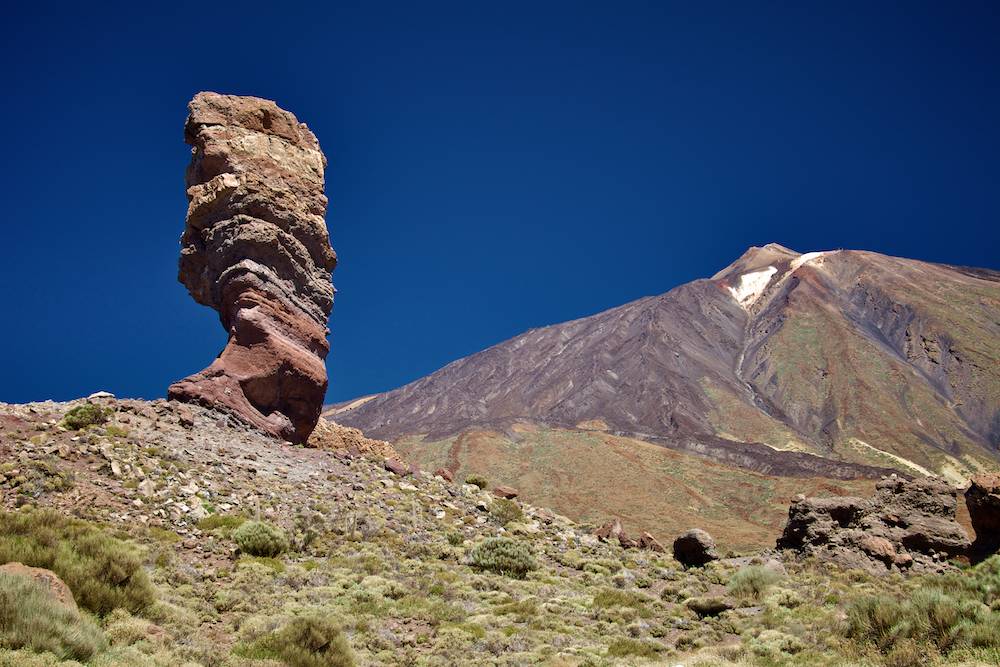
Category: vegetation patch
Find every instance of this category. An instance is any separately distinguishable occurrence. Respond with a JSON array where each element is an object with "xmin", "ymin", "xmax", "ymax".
[
  {"xmin": 464, "ymin": 474, "xmax": 489, "ymax": 489},
  {"xmin": 0, "ymin": 571, "xmax": 108, "ymax": 660},
  {"xmin": 60, "ymin": 404, "xmax": 108, "ymax": 430},
  {"xmin": 489, "ymin": 498, "xmax": 523, "ymax": 526},
  {"xmin": 234, "ymin": 520, "xmax": 288, "ymax": 557},
  {"xmin": 468, "ymin": 537, "xmax": 536, "ymax": 579},
  {"xmin": 0, "ymin": 509, "xmax": 154, "ymax": 616},
  {"xmin": 236, "ymin": 615, "xmax": 354, "ymax": 667}
]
